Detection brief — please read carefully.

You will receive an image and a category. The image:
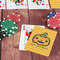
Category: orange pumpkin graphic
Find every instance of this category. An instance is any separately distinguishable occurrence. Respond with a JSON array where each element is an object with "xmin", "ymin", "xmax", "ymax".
[{"xmin": 32, "ymin": 32, "xmax": 50, "ymax": 46}]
